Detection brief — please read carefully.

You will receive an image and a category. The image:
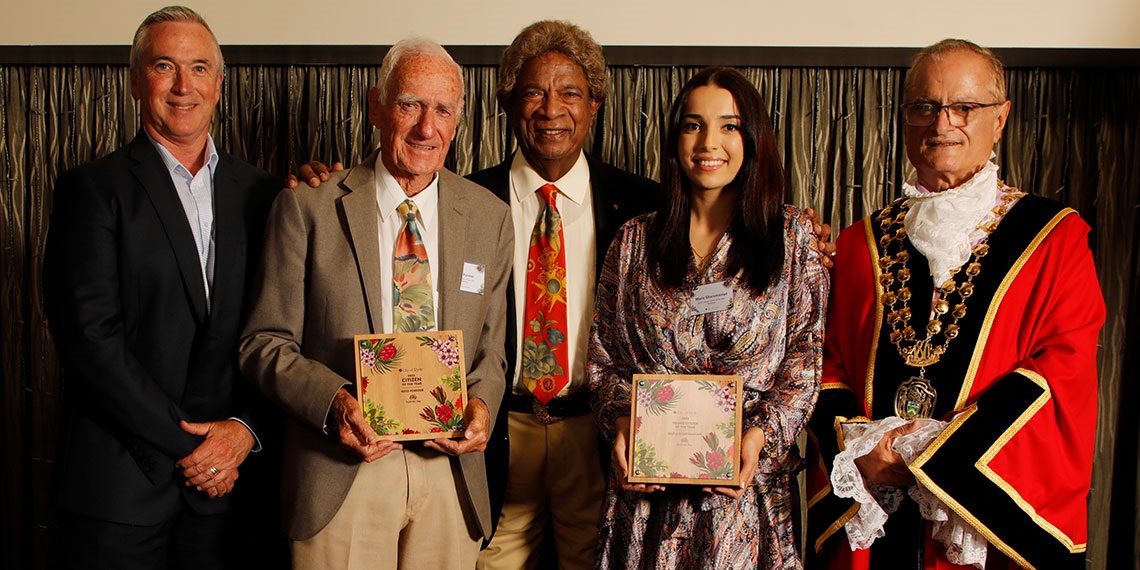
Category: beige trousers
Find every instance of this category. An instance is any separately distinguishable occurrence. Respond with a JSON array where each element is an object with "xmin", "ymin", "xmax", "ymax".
[
  {"xmin": 292, "ymin": 447, "xmax": 480, "ymax": 570},
  {"xmin": 476, "ymin": 412, "xmax": 605, "ymax": 570}
]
